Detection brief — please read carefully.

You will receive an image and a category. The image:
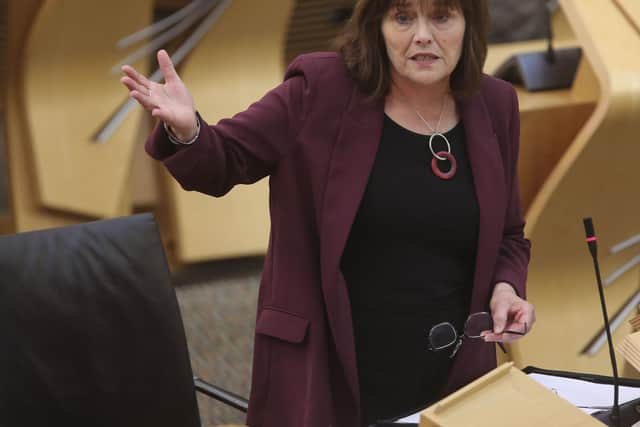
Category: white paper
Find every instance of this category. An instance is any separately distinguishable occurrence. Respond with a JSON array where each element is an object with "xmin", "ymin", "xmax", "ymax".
[
  {"xmin": 528, "ymin": 373, "xmax": 640, "ymax": 414},
  {"xmin": 395, "ymin": 411, "xmax": 421, "ymax": 423},
  {"xmin": 394, "ymin": 372, "xmax": 640, "ymax": 423}
]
